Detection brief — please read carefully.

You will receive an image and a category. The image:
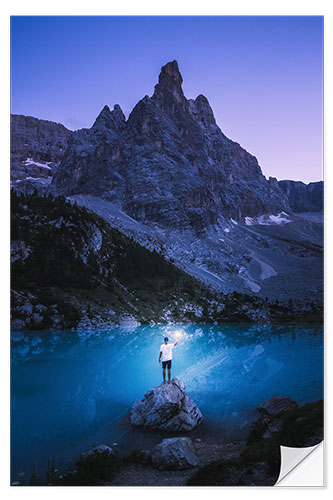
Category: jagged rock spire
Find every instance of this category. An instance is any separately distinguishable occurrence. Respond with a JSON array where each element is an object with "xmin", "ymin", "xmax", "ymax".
[{"xmin": 153, "ymin": 60, "xmax": 186, "ymax": 110}]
